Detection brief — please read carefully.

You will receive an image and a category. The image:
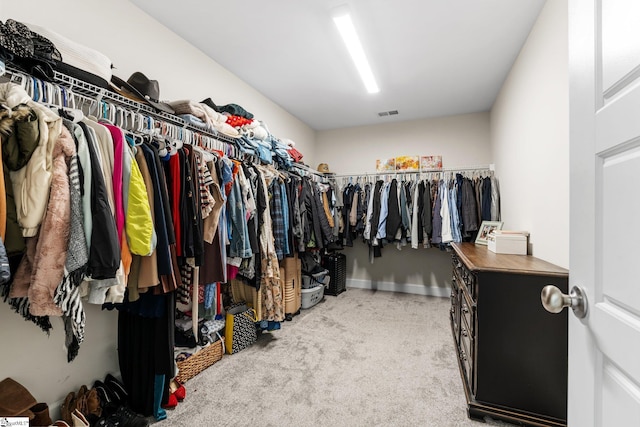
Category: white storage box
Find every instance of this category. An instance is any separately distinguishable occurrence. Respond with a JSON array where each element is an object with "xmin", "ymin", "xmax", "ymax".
[
  {"xmin": 301, "ymin": 284, "xmax": 325, "ymax": 309},
  {"xmin": 488, "ymin": 231, "xmax": 529, "ymax": 255}
]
